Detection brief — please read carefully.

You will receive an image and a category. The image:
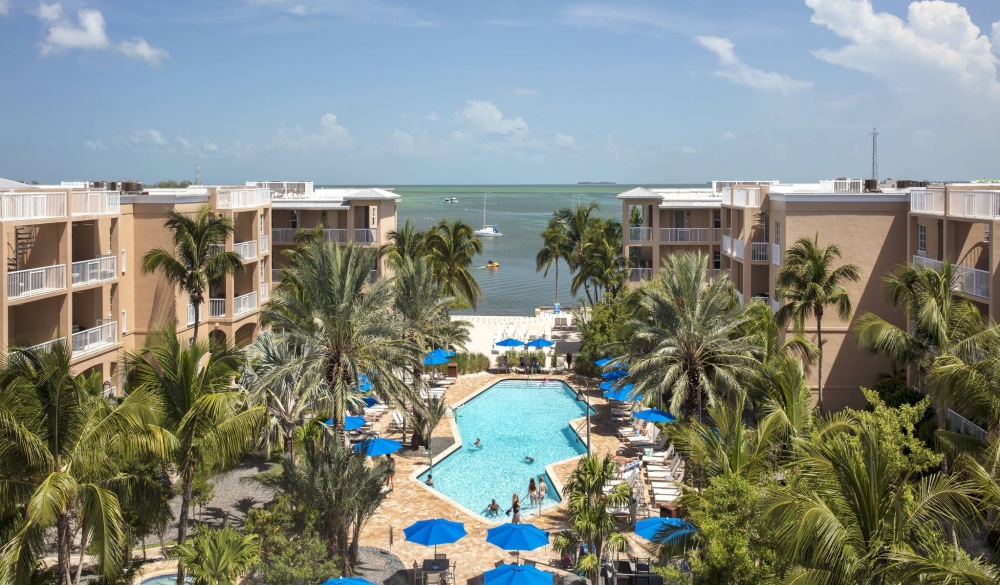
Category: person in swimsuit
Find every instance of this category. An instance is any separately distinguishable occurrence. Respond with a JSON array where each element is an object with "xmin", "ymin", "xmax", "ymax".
[
  {"xmin": 510, "ymin": 493, "xmax": 522, "ymax": 524},
  {"xmin": 385, "ymin": 454, "xmax": 396, "ymax": 490},
  {"xmin": 474, "ymin": 438, "xmax": 482, "ymax": 447},
  {"xmin": 538, "ymin": 475, "xmax": 548, "ymax": 503},
  {"xmin": 528, "ymin": 477, "xmax": 537, "ymax": 505},
  {"xmin": 488, "ymin": 499, "xmax": 501, "ymax": 517}
]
